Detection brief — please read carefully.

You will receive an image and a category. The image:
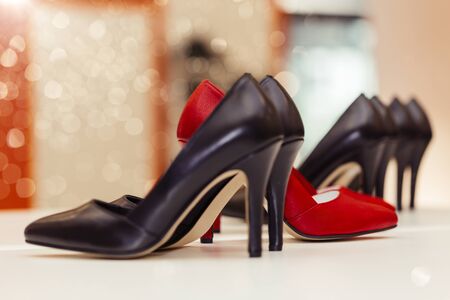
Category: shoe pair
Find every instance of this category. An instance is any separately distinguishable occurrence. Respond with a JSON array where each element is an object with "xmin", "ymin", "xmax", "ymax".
[{"xmin": 25, "ymin": 74, "xmax": 397, "ymax": 258}]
